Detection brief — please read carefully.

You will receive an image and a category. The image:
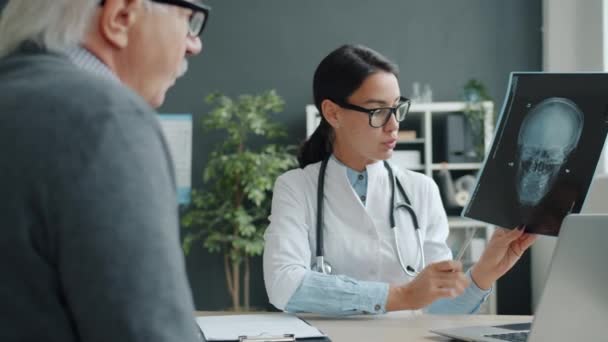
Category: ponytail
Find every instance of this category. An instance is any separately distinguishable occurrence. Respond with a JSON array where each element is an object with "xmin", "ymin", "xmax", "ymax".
[{"xmin": 297, "ymin": 118, "xmax": 333, "ymax": 168}]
